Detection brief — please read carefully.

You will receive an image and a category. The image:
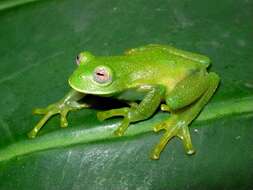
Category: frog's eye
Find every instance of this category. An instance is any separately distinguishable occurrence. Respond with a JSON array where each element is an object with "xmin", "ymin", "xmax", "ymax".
[
  {"xmin": 75, "ymin": 52, "xmax": 94, "ymax": 66},
  {"xmin": 76, "ymin": 54, "xmax": 82, "ymax": 65},
  {"xmin": 76, "ymin": 54, "xmax": 81, "ymax": 65},
  {"xmin": 93, "ymin": 66, "xmax": 112, "ymax": 85}
]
